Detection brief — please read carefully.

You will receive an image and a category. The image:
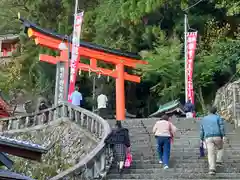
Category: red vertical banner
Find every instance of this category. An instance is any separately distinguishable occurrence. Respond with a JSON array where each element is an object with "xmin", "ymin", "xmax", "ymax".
[
  {"xmin": 186, "ymin": 32, "xmax": 197, "ymax": 104},
  {"xmin": 68, "ymin": 12, "xmax": 84, "ymax": 102}
]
